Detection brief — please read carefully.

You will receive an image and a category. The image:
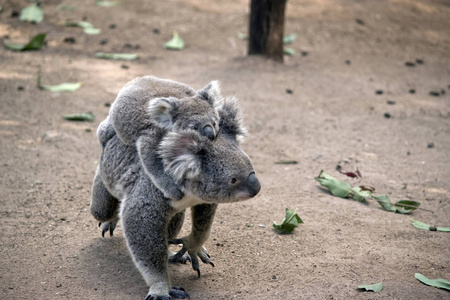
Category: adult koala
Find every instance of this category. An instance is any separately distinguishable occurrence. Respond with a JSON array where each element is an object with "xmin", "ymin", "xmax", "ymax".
[{"xmin": 90, "ymin": 77, "xmax": 261, "ymax": 299}]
